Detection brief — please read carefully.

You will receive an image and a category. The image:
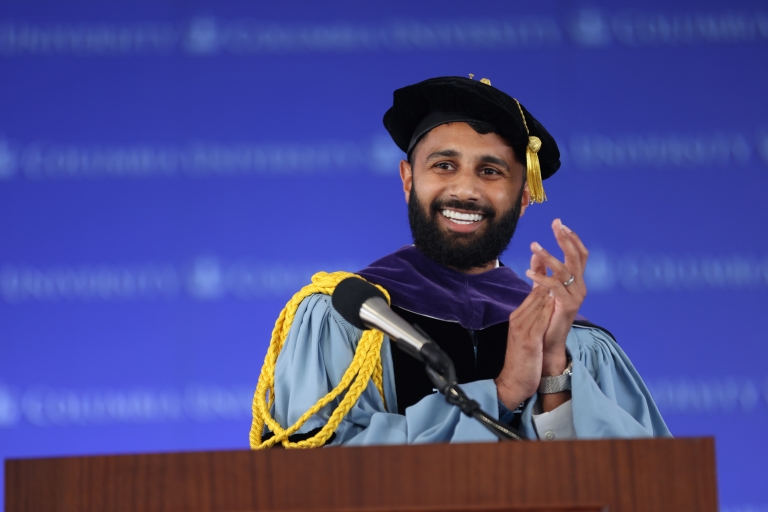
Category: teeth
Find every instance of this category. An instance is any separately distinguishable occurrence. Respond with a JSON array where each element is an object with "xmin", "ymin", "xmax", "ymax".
[{"xmin": 441, "ymin": 209, "xmax": 483, "ymax": 223}]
